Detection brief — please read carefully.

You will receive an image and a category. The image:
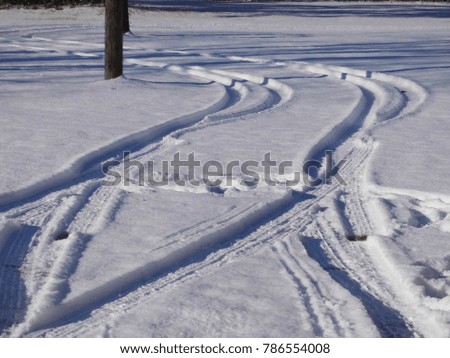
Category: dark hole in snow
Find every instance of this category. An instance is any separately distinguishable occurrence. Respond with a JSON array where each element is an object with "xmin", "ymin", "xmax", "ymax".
[
  {"xmin": 346, "ymin": 234, "xmax": 368, "ymax": 242},
  {"xmin": 207, "ymin": 185, "xmax": 226, "ymax": 195},
  {"xmin": 55, "ymin": 231, "xmax": 70, "ymax": 241}
]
